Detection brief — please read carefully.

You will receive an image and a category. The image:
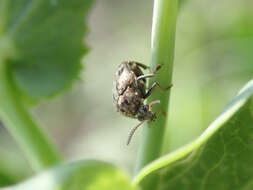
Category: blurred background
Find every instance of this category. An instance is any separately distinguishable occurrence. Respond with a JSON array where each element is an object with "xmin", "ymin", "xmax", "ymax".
[{"xmin": 0, "ymin": 0, "xmax": 253, "ymax": 186}]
